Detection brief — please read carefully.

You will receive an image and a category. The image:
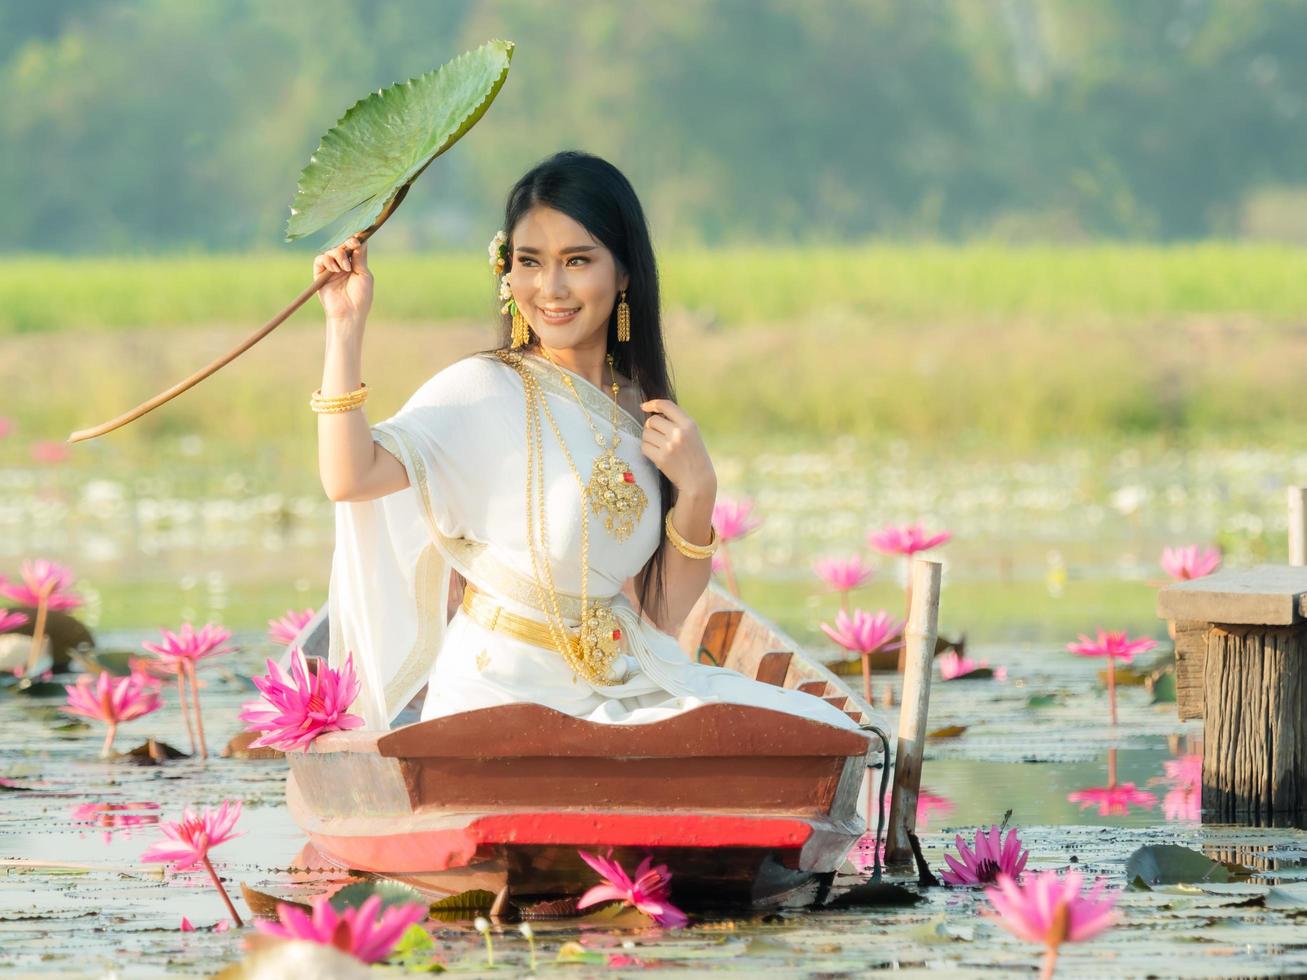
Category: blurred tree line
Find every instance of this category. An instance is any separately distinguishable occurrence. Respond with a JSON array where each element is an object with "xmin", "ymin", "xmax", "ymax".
[{"xmin": 4, "ymin": 0, "xmax": 1306, "ymax": 252}]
